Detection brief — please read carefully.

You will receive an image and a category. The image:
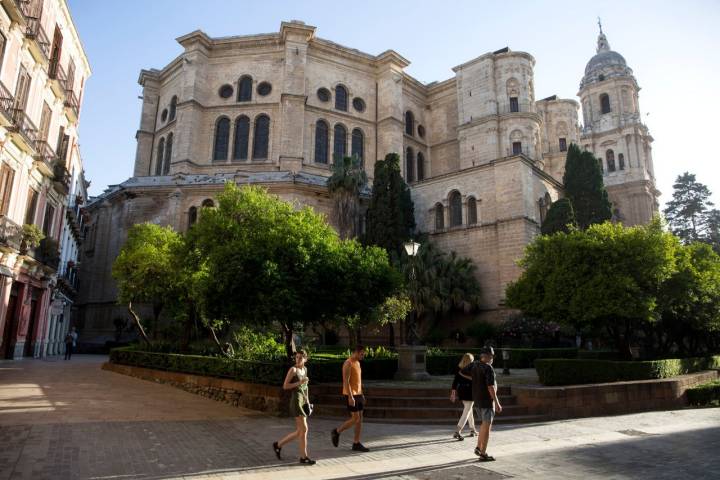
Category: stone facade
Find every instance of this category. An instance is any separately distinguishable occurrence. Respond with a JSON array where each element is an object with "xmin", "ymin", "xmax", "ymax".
[
  {"xmin": 77, "ymin": 21, "xmax": 658, "ymax": 344},
  {"xmin": 0, "ymin": 0, "xmax": 90, "ymax": 359}
]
